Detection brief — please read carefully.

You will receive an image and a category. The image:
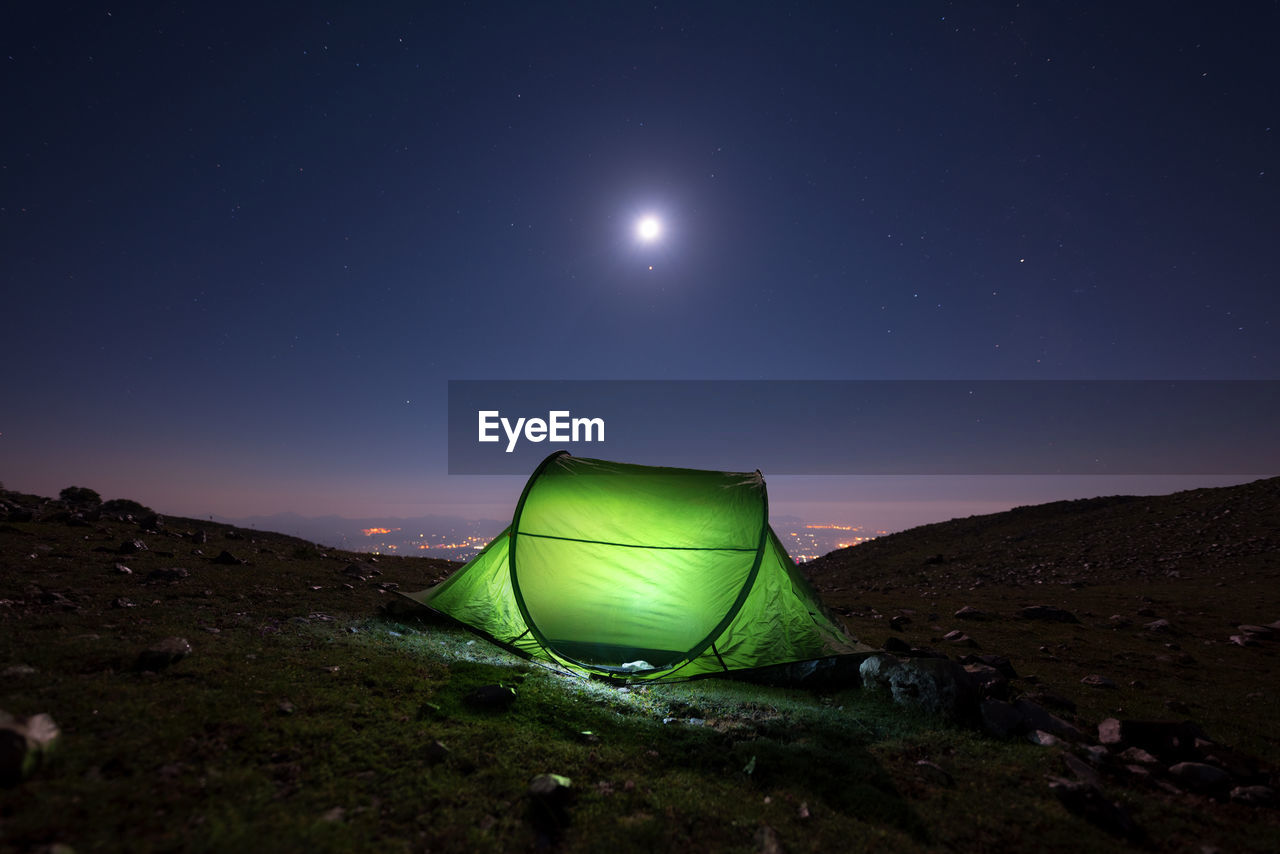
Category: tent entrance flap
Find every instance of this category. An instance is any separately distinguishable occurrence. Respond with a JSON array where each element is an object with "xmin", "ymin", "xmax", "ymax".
[{"xmin": 405, "ymin": 452, "xmax": 868, "ymax": 680}]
